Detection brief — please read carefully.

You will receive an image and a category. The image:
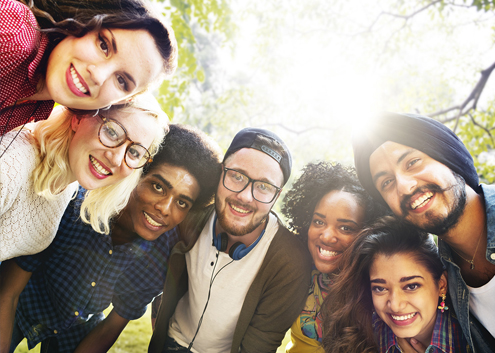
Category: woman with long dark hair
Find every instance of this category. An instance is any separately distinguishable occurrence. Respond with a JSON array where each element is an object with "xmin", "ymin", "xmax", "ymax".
[{"xmin": 322, "ymin": 217, "xmax": 470, "ymax": 353}]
